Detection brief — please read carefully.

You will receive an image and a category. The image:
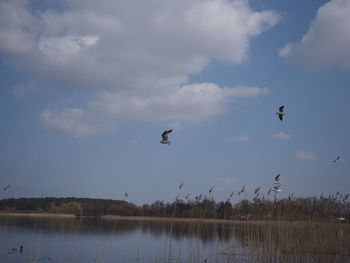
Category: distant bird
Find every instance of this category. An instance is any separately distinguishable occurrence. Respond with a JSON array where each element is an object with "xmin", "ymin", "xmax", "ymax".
[
  {"xmin": 3, "ymin": 184, "xmax": 11, "ymax": 191},
  {"xmin": 275, "ymin": 174, "xmax": 280, "ymax": 181},
  {"xmin": 276, "ymin": 106, "xmax": 285, "ymax": 121},
  {"xmin": 124, "ymin": 192, "xmax": 128, "ymax": 198},
  {"xmin": 273, "ymin": 175, "xmax": 282, "ymax": 193},
  {"xmin": 179, "ymin": 182, "xmax": 184, "ymax": 190},
  {"xmin": 160, "ymin": 129, "xmax": 173, "ymax": 145},
  {"xmin": 333, "ymin": 156, "xmax": 341, "ymax": 163},
  {"xmin": 209, "ymin": 186, "xmax": 214, "ymax": 194},
  {"xmin": 267, "ymin": 188, "xmax": 272, "ymax": 196}
]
